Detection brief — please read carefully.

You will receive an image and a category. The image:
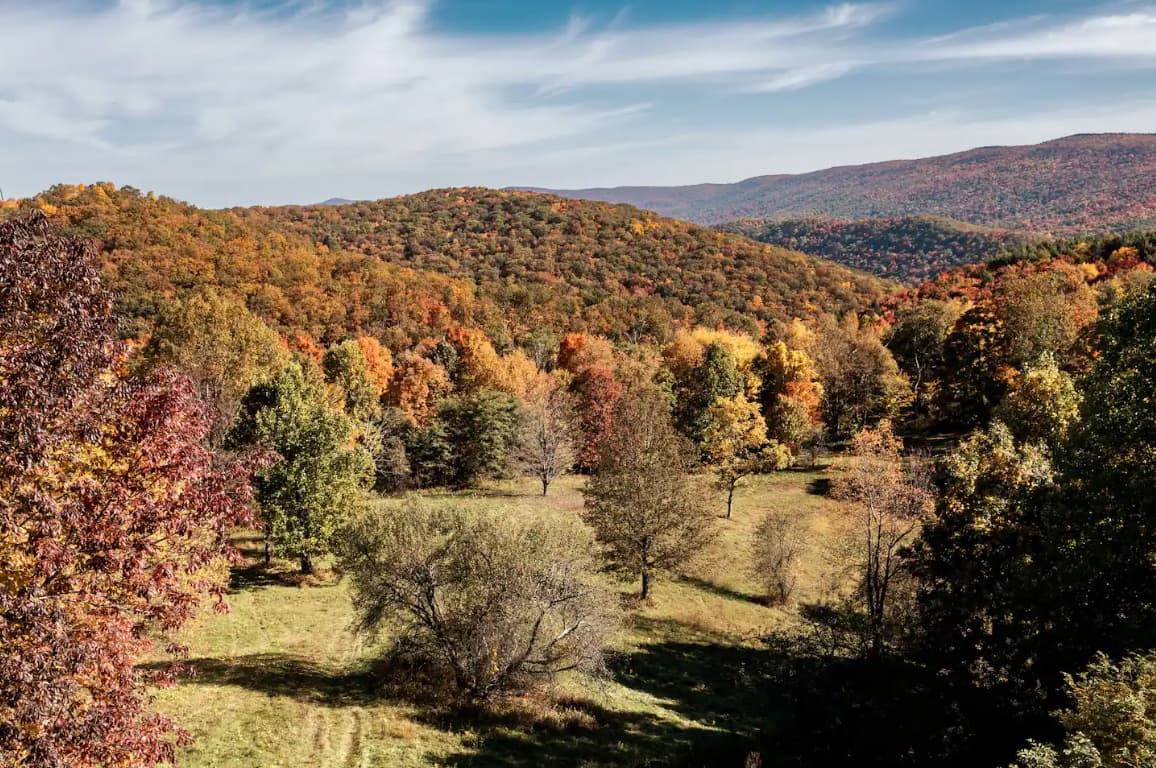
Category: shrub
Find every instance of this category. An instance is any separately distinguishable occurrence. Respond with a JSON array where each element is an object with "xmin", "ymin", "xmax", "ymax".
[
  {"xmin": 752, "ymin": 509, "xmax": 806, "ymax": 604},
  {"xmin": 338, "ymin": 503, "xmax": 619, "ymax": 699}
]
